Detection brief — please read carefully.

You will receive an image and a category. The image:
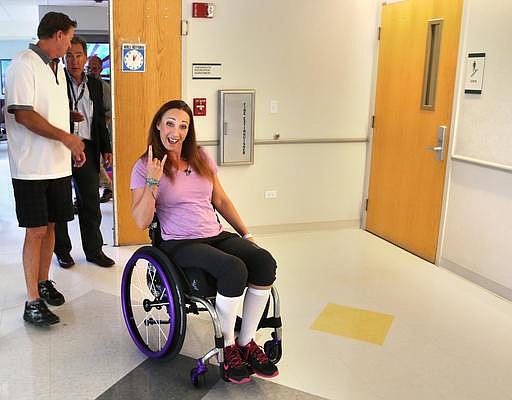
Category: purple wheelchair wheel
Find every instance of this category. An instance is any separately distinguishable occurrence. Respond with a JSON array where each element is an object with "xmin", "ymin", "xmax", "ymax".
[{"xmin": 121, "ymin": 246, "xmax": 186, "ymax": 359}]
